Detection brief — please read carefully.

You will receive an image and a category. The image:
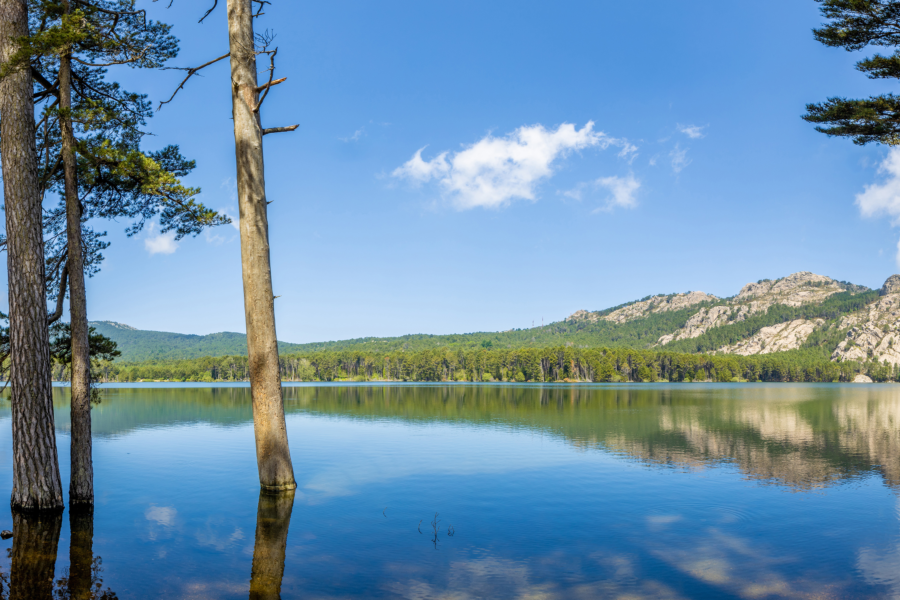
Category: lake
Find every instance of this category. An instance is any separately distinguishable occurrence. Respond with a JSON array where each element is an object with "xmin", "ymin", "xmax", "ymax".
[{"xmin": 0, "ymin": 383, "xmax": 898, "ymax": 598}]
